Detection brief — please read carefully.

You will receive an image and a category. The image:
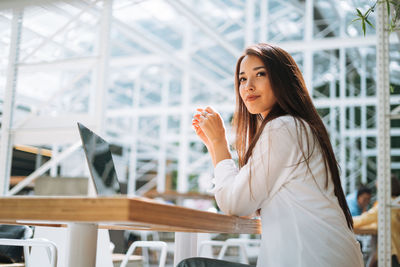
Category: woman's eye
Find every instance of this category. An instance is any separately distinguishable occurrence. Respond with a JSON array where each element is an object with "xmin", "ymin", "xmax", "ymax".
[
  {"xmin": 256, "ymin": 71, "xmax": 266, "ymax": 77},
  {"xmin": 239, "ymin": 77, "xmax": 246, "ymax": 83}
]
